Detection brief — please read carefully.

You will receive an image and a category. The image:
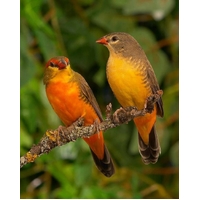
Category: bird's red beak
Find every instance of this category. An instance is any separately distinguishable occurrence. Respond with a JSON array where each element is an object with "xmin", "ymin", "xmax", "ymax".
[{"xmin": 96, "ymin": 37, "xmax": 108, "ymax": 45}]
